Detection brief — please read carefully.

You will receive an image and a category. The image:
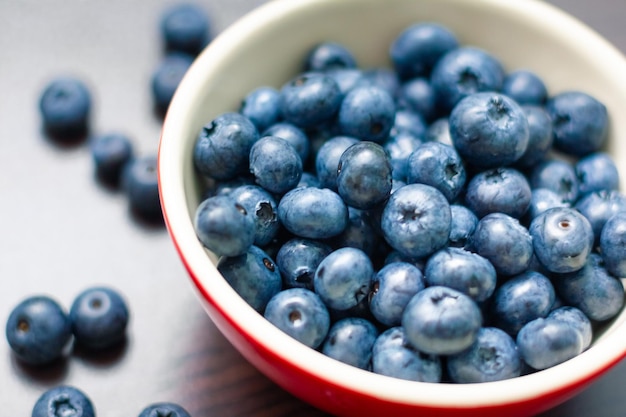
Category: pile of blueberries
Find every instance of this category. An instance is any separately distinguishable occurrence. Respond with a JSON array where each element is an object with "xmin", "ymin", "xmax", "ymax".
[
  {"xmin": 193, "ymin": 22, "xmax": 626, "ymax": 383},
  {"xmin": 8, "ymin": 3, "xmax": 212, "ymax": 416}
]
